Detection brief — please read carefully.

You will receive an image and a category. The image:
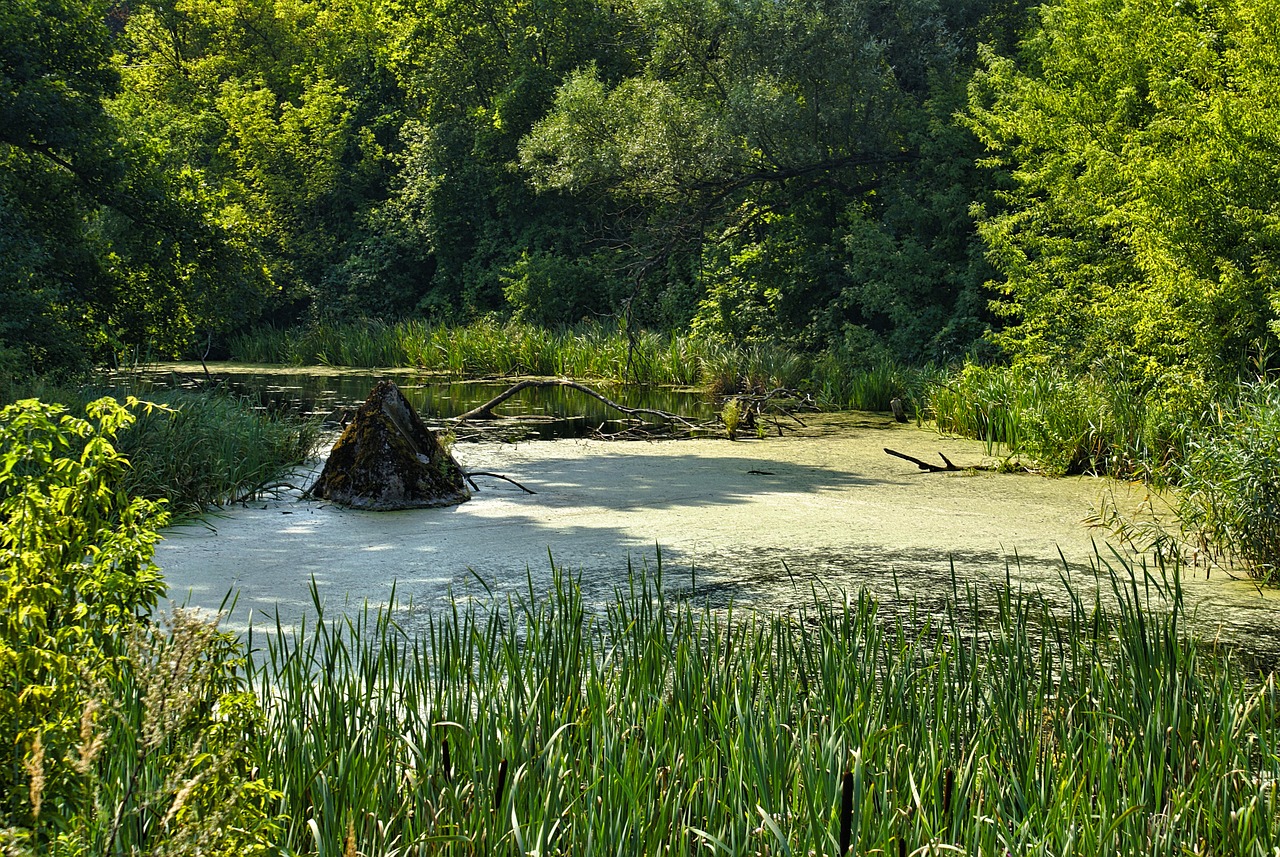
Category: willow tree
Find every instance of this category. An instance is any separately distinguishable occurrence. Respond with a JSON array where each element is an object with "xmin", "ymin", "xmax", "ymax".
[{"xmin": 519, "ymin": 0, "xmax": 1005, "ymax": 357}]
